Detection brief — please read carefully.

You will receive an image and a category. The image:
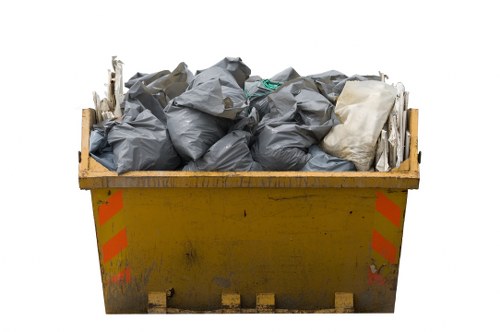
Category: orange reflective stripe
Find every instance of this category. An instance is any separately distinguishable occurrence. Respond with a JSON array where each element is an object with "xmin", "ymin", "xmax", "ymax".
[
  {"xmin": 111, "ymin": 267, "xmax": 131, "ymax": 283},
  {"xmin": 102, "ymin": 228, "xmax": 128, "ymax": 263},
  {"xmin": 371, "ymin": 230, "xmax": 397, "ymax": 264},
  {"xmin": 98, "ymin": 191, "xmax": 123, "ymax": 225},
  {"xmin": 375, "ymin": 192, "xmax": 401, "ymax": 228}
]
